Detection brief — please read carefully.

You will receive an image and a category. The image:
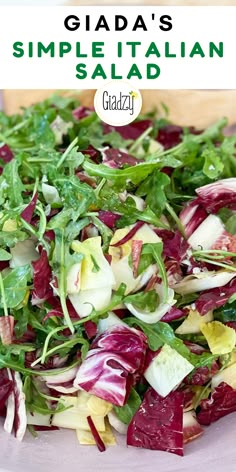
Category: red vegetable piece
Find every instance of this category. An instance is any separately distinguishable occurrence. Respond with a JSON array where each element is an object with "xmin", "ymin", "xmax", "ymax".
[
  {"xmin": 197, "ymin": 382, "xmax": 236, "ymax": 426},
  {"xmin": 179, "ymin": 199, "xmax": 208, "ymax": 238},
  {"xmin": 74, "ymin": 326, "xmax": 147, "ymax": 406},
  {"xmin": 87, "ymin": 415, "xmax": 106, "ymax": 452},
  {"xmin": 103, "ymin": 119, "xmax": 152, "ymax": 140},
  {"xmin": 161, "ymin": 307, "xmax": 184, "ymax": 323},
  {"xmin": 183, "ymin": 411, "xmax": 203, "ymax": 444},
  {"xmin": 20, "ymin": 192, "xmax": 38, "ymax": 224},
  {"xmin": 196, "ymin": 179, "xmax": 236, "ymax": 213},
  {"xmin": 110, "ymin": 221, "xmax": 144, "ymax": 247},
  {"xmin": 98, "ymin": 211, "xmax": 121, "ymax": 229},
  {"xmin": 0, "ymin": 144, "xmax": 14, "ymax": 163},
  {"xmin": 127, "ymin": 388, "xmax": 184, "ymax": 456},
  {"xmin": 131, "ymin": 240, "xmax": 143, "ymax": 278},
  {"xmin": 102, "ymin": 148, "xmax": 141, "ymax": 169},
  {"xmin": 0, "ymin": 369, "xmax": 14, "ymax": 410},
  {"xmin": 195, "ymin": 278, "xmax": 236, "ymax": 314},
  {"xmin": 0, "ymin": 316, "xmax": 14, "ymax": 345},
  {"xmin": 73, "ymin": 106, "xmax": 93, "ymax": 120},
  {"xmin": 31, "ymin": 247, "xmax": 53, "ymax": 305}
]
